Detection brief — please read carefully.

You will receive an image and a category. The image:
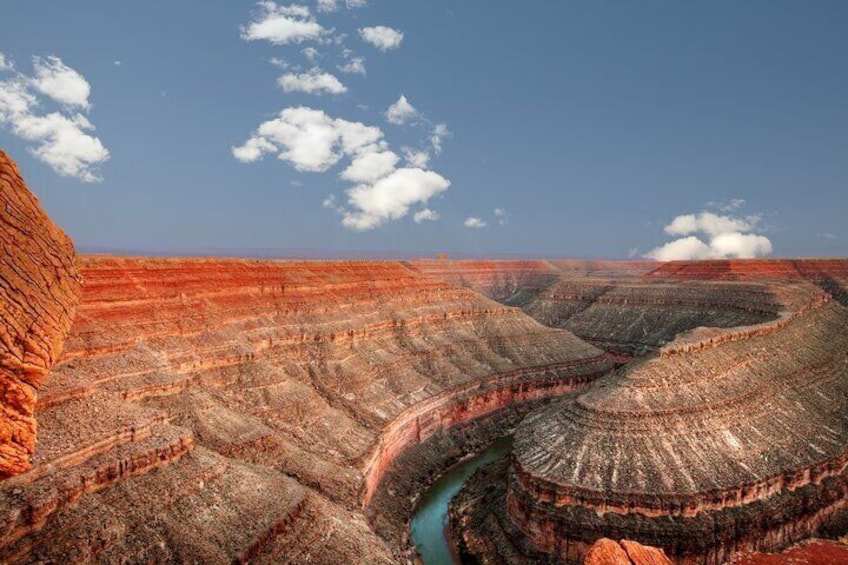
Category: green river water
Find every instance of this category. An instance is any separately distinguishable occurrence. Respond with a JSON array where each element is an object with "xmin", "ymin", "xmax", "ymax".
[{"xmin": 409, "ymin": 436, "xmax": 513, "ymax": 565}]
